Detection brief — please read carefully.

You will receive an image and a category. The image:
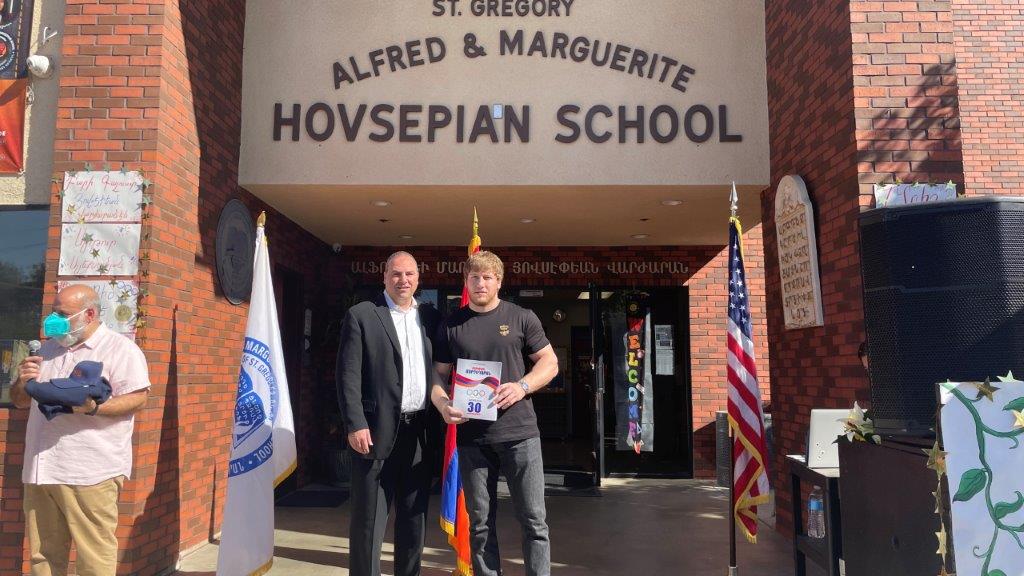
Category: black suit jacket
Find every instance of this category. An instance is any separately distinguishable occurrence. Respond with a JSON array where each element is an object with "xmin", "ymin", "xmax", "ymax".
[{"xmin": 336, "ymin": 294, "xmax": 441, "ymax": 460}]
